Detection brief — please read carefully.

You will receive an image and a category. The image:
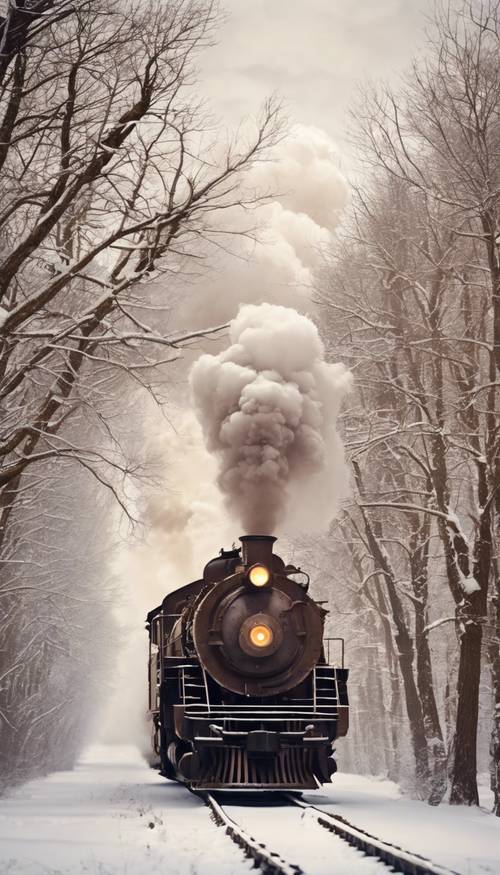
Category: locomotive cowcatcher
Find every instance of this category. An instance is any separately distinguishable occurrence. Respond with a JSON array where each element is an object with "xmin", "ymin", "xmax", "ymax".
[{"xmin": 146, "ymin": 535, "xmax": 349, "ymax": 790}]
